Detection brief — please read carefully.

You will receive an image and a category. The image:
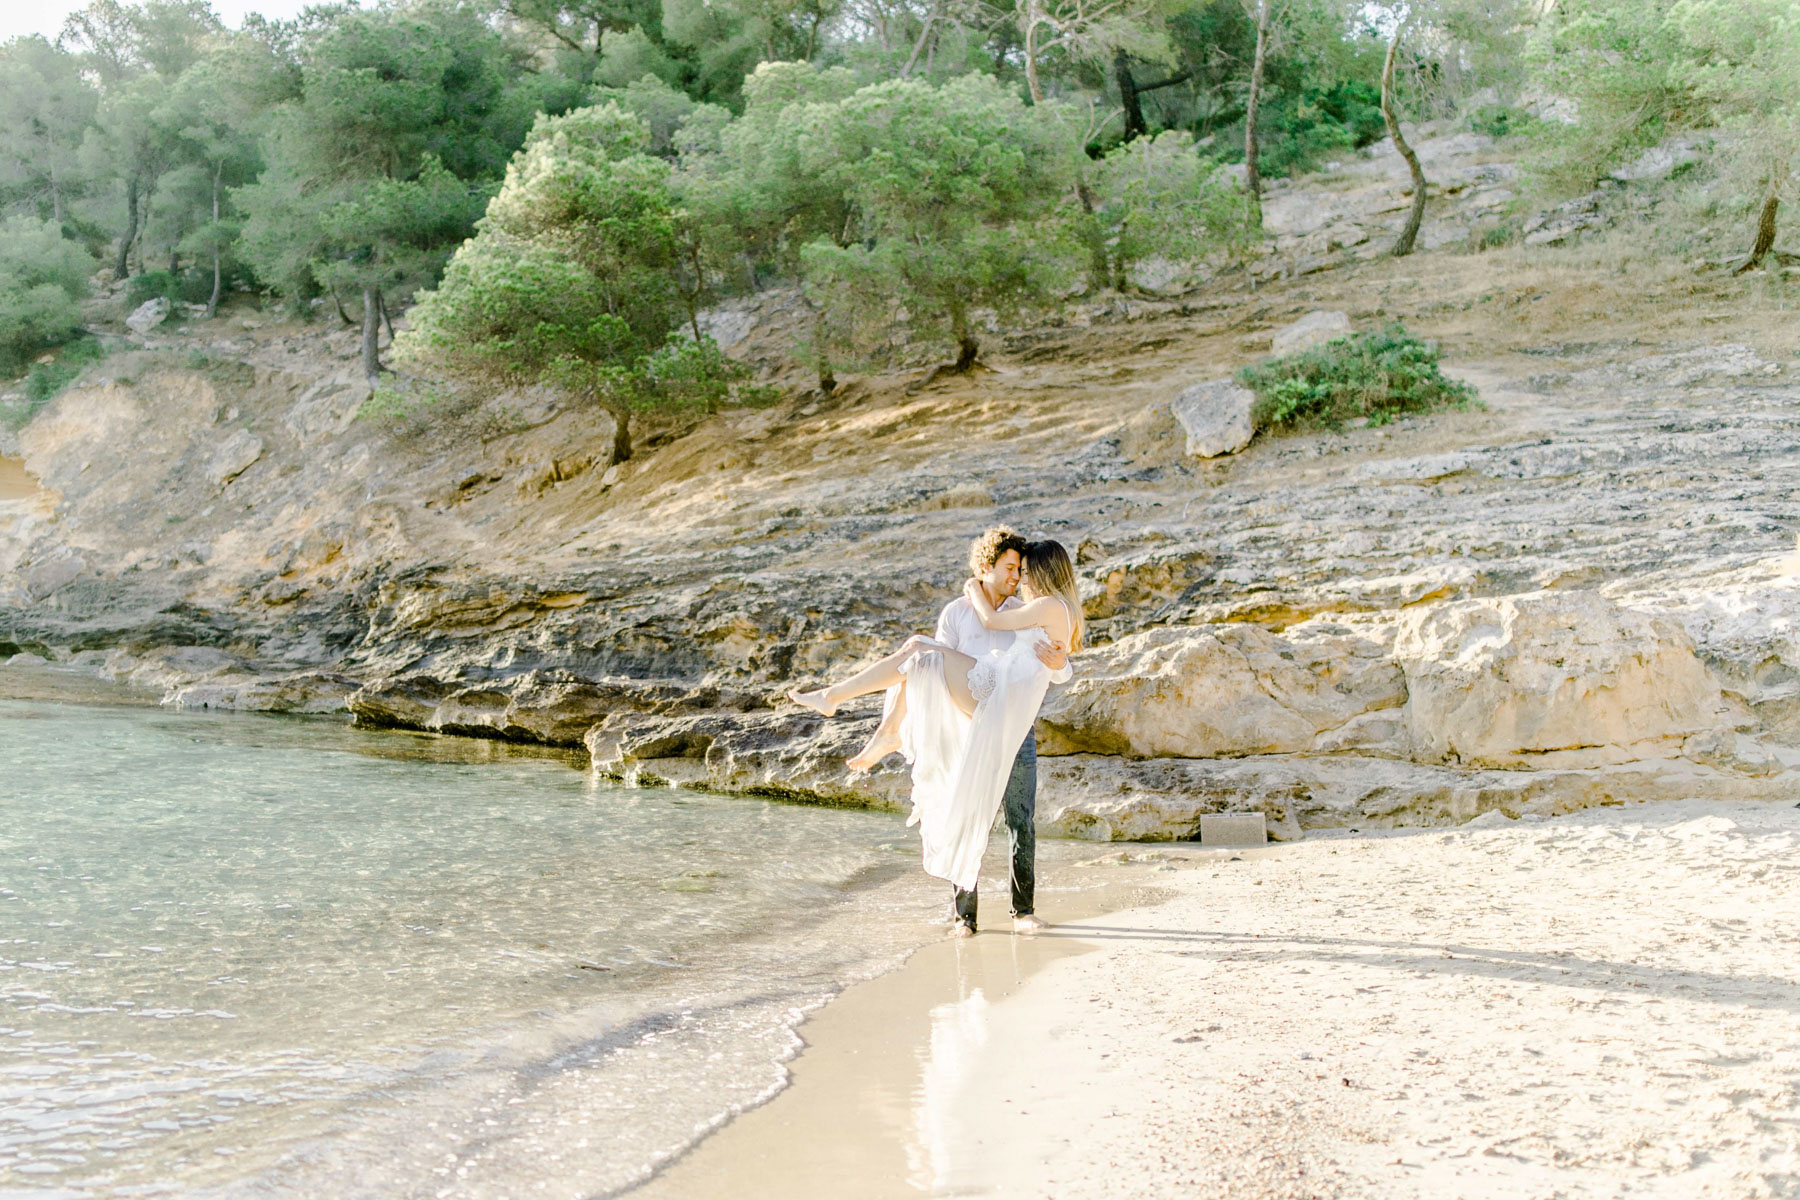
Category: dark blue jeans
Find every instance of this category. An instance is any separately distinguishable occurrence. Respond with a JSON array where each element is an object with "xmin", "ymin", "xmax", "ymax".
[{"xmin": 952, "ymin": 730, "xmax": 1036, "ymax": 929}]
